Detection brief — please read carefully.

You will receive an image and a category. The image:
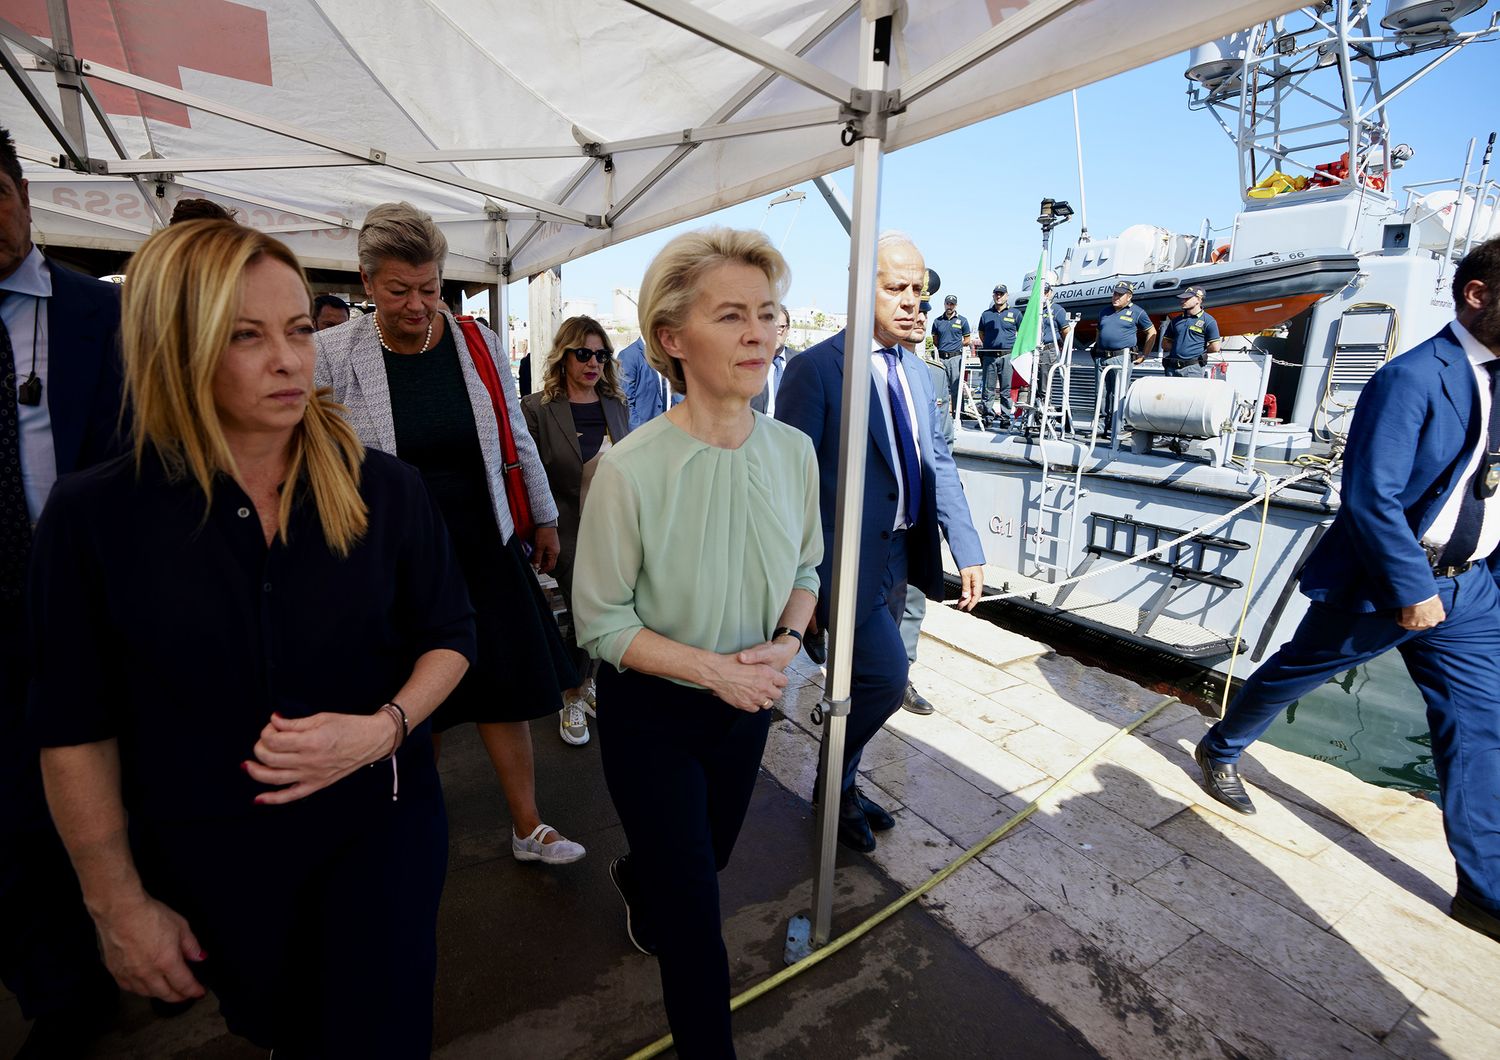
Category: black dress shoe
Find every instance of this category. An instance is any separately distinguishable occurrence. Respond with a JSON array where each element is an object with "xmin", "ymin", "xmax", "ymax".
[
  {"xmin": 609, "ymin": 855, "xmax": 658, "ymax": 956},
  {"xmin": 1450, "ymin": 893, "xmax": 1500, "ymax": 943},
  {"xmin": 837, "ymin": 796, "xmax": 876, "ymax": 853},
  {"xmin": 902, "ymin": 683, "xmax": 935, "ymax": 716},
  {"xmin": 1194, "ymin": 740, "xmax": 1256, "ymax": 815},
  {"xmin": 803, "ymin": 628, "xmax": 827, "ymax": 666},
  {"xmin": 853, "ymin": 787, "xmax": 895, "ymax": 831}
]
